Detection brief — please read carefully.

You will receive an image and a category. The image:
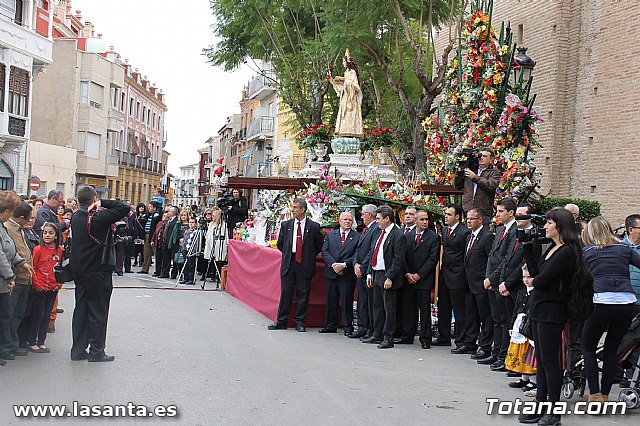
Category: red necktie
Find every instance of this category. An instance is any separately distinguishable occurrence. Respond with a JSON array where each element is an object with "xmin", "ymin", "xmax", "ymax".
[
  {"xmin": 362, "ymin": 225, "xmax": 368, "ymax": 235},
  {"xmin": 295, "ymin": 221, "xmax": 303, "ymax": 263},
  {"xmin": 513, "ymin": 240, "xmax": 520, "ymax": 252},
  {"xmin": 405, "ymin": 227, "xmax": 410, "ymax": 234},
  {"xmin": 447, "ymin": 228, "xmax": 452, "ymax": 238},
  {"xmin": 498, "ymin": 227, "xmax": 506, "ymax": 243},
  {"xmin": 415, "ymin": 232, "xmax": 422, "ymax": 245},
  {"xmin": 466, "ymin": 233, "xmax": 475, "ymax": 258},
  {"xmin": 341, "ymin": 231, "xmax": 346, "ymax": 247},
  {"xmin": 371, "ymin": 230, "xmax": 385, "ymax": 267}
]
